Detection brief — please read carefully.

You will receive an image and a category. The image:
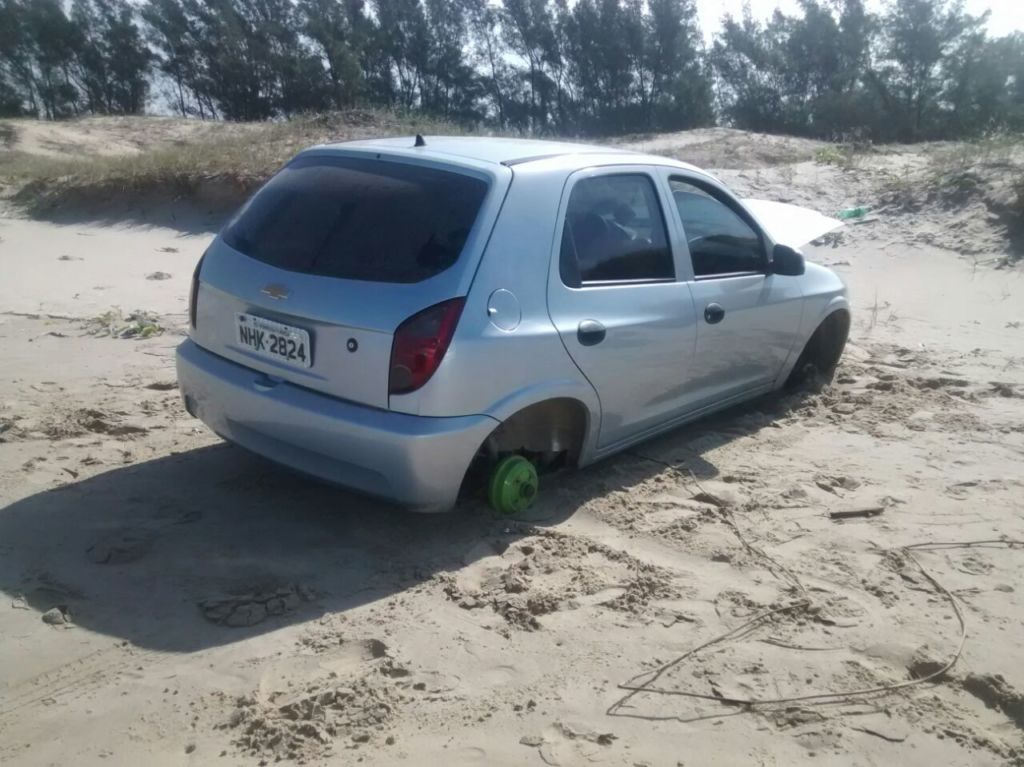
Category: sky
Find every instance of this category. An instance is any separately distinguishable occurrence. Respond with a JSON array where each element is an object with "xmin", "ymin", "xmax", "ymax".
[{"xmin": 695, "ymin": 0, "xmax": 1024, "ymax": 41}]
